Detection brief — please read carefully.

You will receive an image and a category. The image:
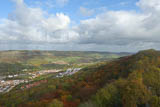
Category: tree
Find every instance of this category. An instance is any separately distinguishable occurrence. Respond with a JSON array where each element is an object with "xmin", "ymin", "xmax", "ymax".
[
  {"xmin": 93, "ymin": 84, "xmax": 121, "ymax": 107},
  {"xmin": 149, "ymin": 96, "xmax": 160, "ymax": 107},
  {"xmin": 79, "ymin": 101, "xmax": 97, "ymax": 107},
  {"xmin": 122, "ymin": 71, "xmax": 151, "ymax": 107},
  {"xmin": 48, "ymin": 99, "xmax": 63, "ymax": 107}
]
